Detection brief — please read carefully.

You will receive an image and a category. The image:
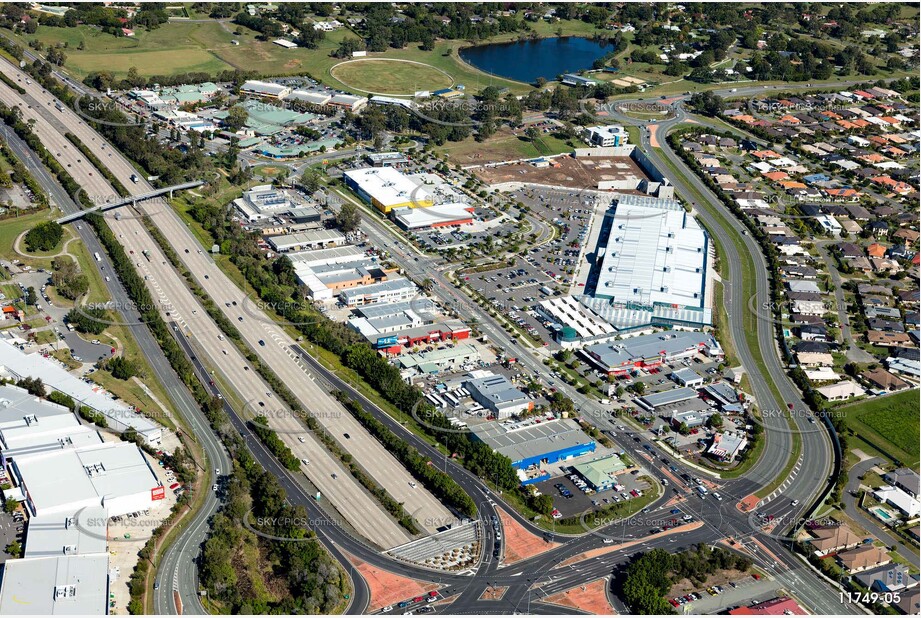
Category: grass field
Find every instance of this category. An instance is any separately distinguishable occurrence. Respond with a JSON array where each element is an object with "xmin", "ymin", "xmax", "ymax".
[
  {"xmin": 13, "ymin": 19, "xmax": 606, "ymax": 94},
  {"xmin": 21, "ymin": 22, "xmax": 234, "ymax": 78},
  {"xmin": 840, "ymin": 390, "xmax": 920, "ymax": 469},
  {"xmin": 330, "ymin": 58, "xmax": 453, "ymax": 95},
  {"xmin": 251, "ymin": 164, "xmax": 287, "ymax": 179},
  {"xmin": 436, "ymin": 129, "xmax": 583, "ymax": 164}
]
